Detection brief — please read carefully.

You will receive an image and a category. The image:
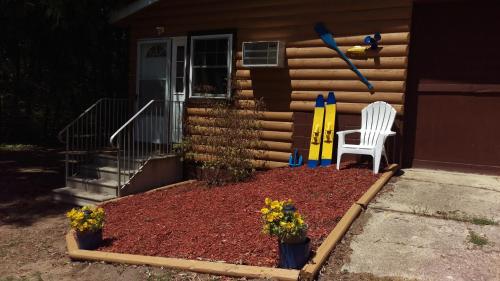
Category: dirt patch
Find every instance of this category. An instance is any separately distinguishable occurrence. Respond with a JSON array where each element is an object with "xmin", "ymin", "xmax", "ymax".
[
  {"xmin": 0, "ymin": 147, "xmax": 243, "ymax": 281},
  {"xmin": 99, "ymin": 164, "xmax": 380, "ymax": 267}
]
